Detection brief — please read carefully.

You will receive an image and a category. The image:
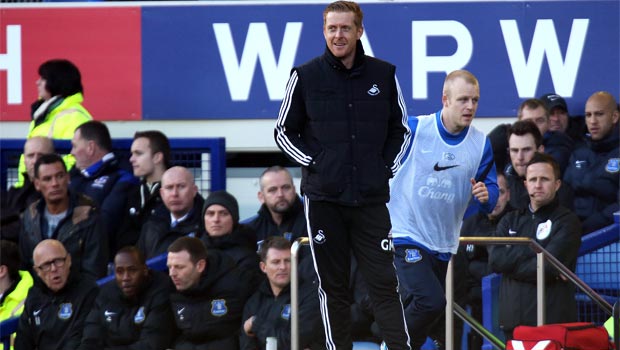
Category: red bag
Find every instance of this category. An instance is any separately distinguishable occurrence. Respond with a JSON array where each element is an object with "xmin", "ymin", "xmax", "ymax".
[
  {"xmin": 506, "ymin": 322, "xmax": 613, "ymax": 350},
  {"xmin": 507, "ymin": 339, "xmax": 563, "ymax": 350}
]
